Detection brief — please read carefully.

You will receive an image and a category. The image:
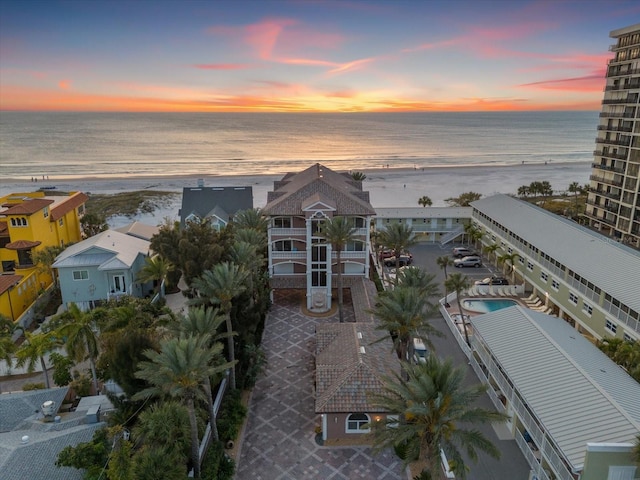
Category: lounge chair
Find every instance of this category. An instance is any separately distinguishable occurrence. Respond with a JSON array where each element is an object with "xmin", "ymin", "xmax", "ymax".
[
  {"xmin": 526, "ymin": 300, "xmax": 542, "ymax": 308},
  {"xmin": 466, "ymin": 288, "xmax": 476, "ymax": 297},
  {"xmin": 509, "ymin": 286, "xmax": 518, "ymax": 296},
  {"xmin": 499, "ymin": 287, "xmax": 508, "ymax": 297},
  {"xmin": 525, "ymin": 293, "xmax": 536, "ymax": 301}
]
